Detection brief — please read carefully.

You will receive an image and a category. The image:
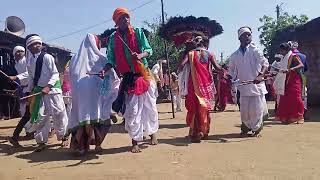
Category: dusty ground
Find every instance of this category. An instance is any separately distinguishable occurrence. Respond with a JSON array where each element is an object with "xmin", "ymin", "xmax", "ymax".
[{"xmin": 0, "ymin": 102, "xmax": 320, "ymax": 180}]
